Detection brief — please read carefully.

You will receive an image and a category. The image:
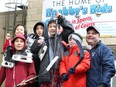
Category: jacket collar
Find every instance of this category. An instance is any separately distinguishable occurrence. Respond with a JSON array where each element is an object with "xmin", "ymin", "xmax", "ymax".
[{"xmin": 92, "ymin": 40, "xmax": 101, "ymax": 49}]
